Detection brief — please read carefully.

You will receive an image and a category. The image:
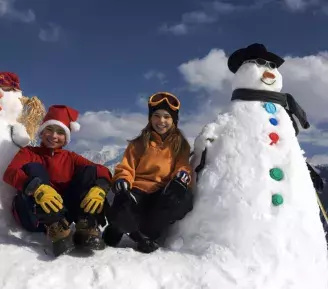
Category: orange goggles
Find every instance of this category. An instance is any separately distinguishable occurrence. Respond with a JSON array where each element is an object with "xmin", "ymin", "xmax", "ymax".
[{"xmin": 148, "ymin": 92, "xmax": 180, "ymax": 111}]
